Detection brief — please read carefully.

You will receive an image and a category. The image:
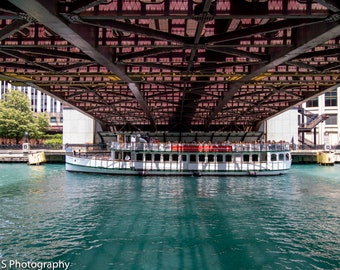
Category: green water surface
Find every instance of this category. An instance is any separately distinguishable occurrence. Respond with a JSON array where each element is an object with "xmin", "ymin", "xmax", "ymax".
[{"xmin": 0, "ymin": 164, "xmax": 339, "ymax": 270}]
